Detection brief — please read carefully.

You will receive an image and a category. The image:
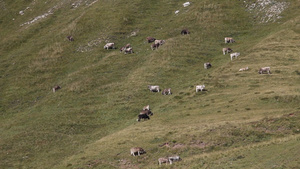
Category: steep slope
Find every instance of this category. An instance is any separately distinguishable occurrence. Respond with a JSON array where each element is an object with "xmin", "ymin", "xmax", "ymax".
[{"xmin": 0, "ymin": 0, "xmax": 299, "ymax": 168}]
